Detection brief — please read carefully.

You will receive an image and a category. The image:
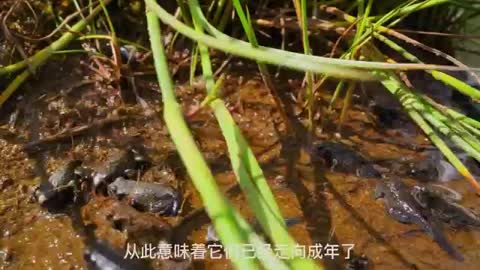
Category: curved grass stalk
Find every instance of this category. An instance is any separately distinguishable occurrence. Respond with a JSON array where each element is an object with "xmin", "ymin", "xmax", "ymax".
[
  {"xmin": 210, "ymin": 98, "xmax": 322, "ymax": 269},
  {"xmin": 144, "ymin": 0, "xmax": 476, "ymax": 81},
  {"xmin": 146, "ymin": 8, "xmax": 260, "ymax": 270},
  {"xmin": 430, "ymin": 71, "xmax": 480, "ymax": 101},
  {"xmin": 190, "ymin": 7, "xmax": 320, "ymax": 269},
  {"xmin": 0, "ymin": 0, "xmax": 111, "ymax": 107}
]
